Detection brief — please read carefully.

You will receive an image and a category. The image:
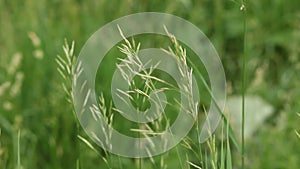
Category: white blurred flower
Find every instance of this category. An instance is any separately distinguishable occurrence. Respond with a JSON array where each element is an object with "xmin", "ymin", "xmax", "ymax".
[
  {"xmin": 33, "ymin": 49, "xmax": 44, "ymax": 59},
  {"xmin": 3, "ymin": 101, "xmax": 13, "ymax": 111},
  {"xmin": 28, "ymin": 32, "xmax": 41, "ymax": 47},
  {"xmin": 0, "ymin": 81, "xmax": 11, "ymax": 96},
  {"xmin": 240, "ymin": 4, "xmax": 245, "ymax": 11},
  {"xmin": 7, "ymin": 52, "xmax": 22, "ymax": 75},
  {"xmin": 10, "ymin": 72, "xmax": 24, "ymax": 97}
]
